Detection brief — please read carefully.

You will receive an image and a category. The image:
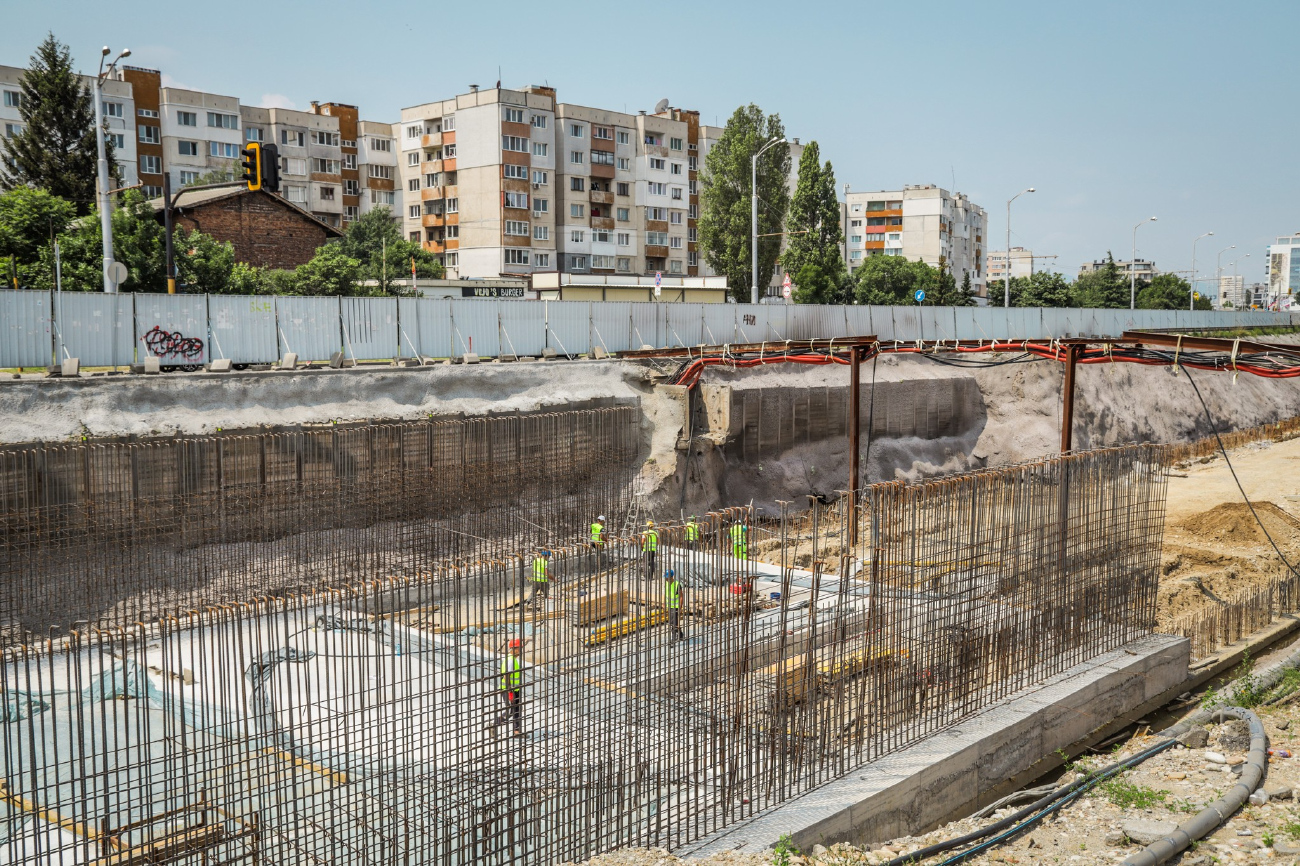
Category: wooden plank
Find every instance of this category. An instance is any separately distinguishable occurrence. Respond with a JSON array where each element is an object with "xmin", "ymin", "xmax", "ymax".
[{"xmin": 571, "ymin": 590, "xmax": 628, "ymax": 627}]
